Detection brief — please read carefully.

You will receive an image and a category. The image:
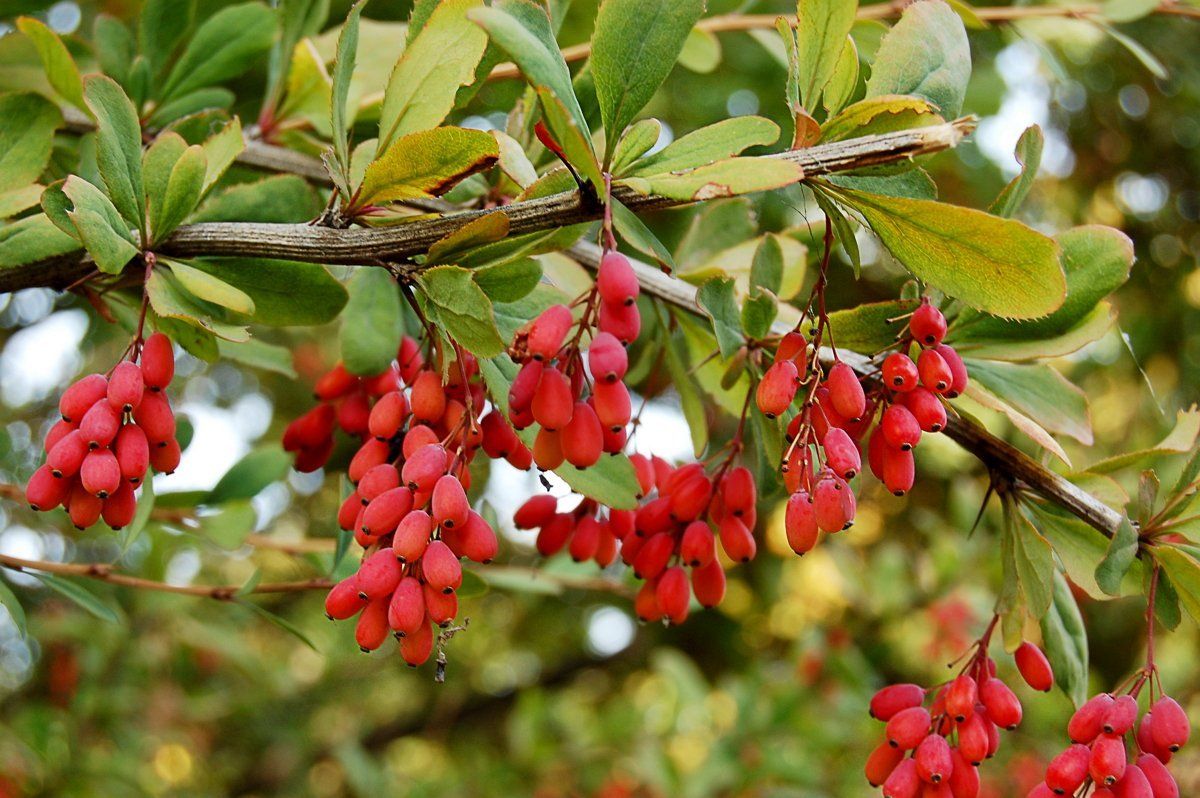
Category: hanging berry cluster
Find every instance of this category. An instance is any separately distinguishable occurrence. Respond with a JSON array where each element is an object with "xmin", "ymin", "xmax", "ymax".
[
  {"xmin": 866, "ymin": 620, "xmax": 1053, "ymax": 798},
  {"xmin": 769, "ymin": 298, "xmax": 970, "ymax": 556},
  {"xmin": 290, "ymin": 338, "xmax": 504, "ymax": 666},
  {"xmin": 506, "ymin": 250, "xmax": 640, "ymax": 469},
  {"xmin": 1029, "ymin": 568, "xmax": 1186, "ymax": 798},
  {"xmin": 25, "ymin": 332, "xmax": 180, "ymax": 530}
]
